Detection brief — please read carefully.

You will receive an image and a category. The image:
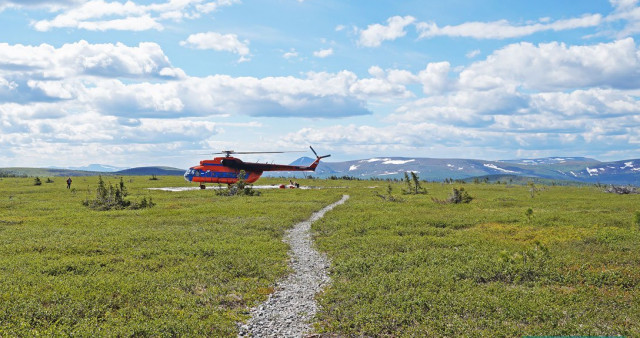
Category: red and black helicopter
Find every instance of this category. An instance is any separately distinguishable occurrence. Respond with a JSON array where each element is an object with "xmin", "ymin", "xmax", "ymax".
[{"xmin": 184, "ymin": 146, "xmax": 329, "ymax": 187}]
